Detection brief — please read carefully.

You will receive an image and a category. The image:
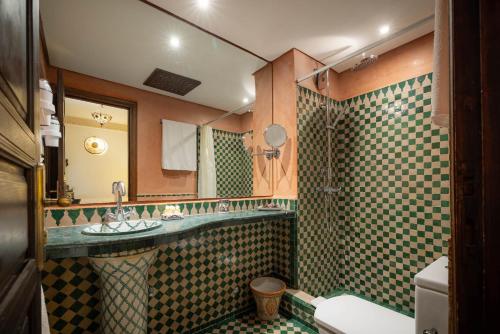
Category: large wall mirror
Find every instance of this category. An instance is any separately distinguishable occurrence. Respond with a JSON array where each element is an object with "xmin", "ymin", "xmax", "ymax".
[{"xmin": 40, "ymin": 0, "xmax": 273, "ymax": 205}]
